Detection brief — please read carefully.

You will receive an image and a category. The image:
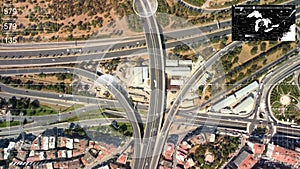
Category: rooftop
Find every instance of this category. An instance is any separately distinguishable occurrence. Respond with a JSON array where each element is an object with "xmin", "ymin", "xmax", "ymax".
[
  {"xmin": 212, "ymin": 95, "xmax": 237, "ymax": 112},
  {"xmin": 233, "ymin": 150, "xmax": 251, "ymax": 167},
  {"xmin": 163, "ymin": 143, "xmax": 174, "ymax": 161},
  {"xmin": 253, "ymin": 144, "xmax": 265, "ymax": 155},
  {"xmin": 116, "ymin": 154, "xmax": 127, "ymax": 165},
  {"xmin": 269, "ymin": 144, "xmax": 299, "ymax": 166},
  {"xmin": 233, "ymin": 96, "xmax": 255, "ymax": 114},
  {"xmin": 239, "ymin": 154, "xmax": 257, "ymax": 169},
  {"xmin": 234, "ymin": 81, "xmax": 259, "ymax": 99}
]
